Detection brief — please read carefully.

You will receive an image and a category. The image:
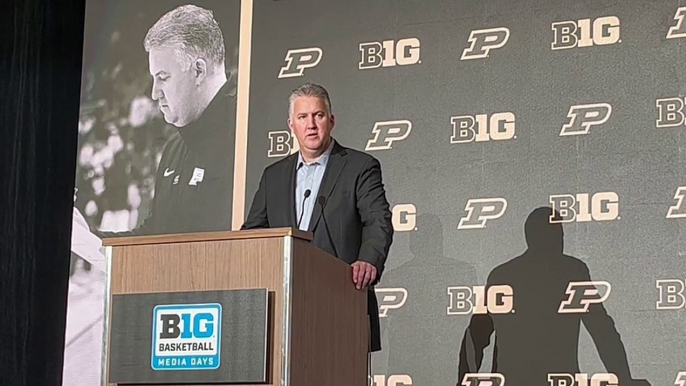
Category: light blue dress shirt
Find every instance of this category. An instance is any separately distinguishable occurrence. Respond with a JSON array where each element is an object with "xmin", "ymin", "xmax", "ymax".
[{"xmin": 295, "ymin": 140, "xmax": 334, "ymax": 231}]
